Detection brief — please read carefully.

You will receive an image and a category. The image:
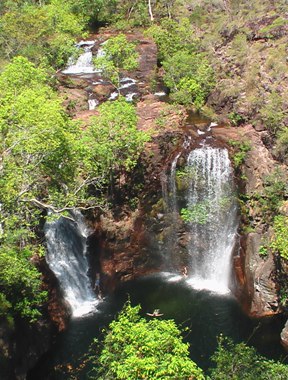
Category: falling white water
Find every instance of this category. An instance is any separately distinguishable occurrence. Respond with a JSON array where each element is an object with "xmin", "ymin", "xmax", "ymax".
[
  {"xmin": 119, "ymin": 77, "xmax": 137, "ymax": 90},
  {"xmin": 125, "ymin": 92, "xmax": 137, "ymax": 102},
  {"xmin": 44, "ymin": 211, "xmax": 98, "ymax": 317},
  {"xmin": 62, "ymin": 40, "xmax": 102, "ymax": 74},
  {"xmin": 185, "ymin": 147, "xmax": 238, "ymax": 294},
  {"xmin": 88, "ymin": 98, "xmax": 99, "ymax": 110}
]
